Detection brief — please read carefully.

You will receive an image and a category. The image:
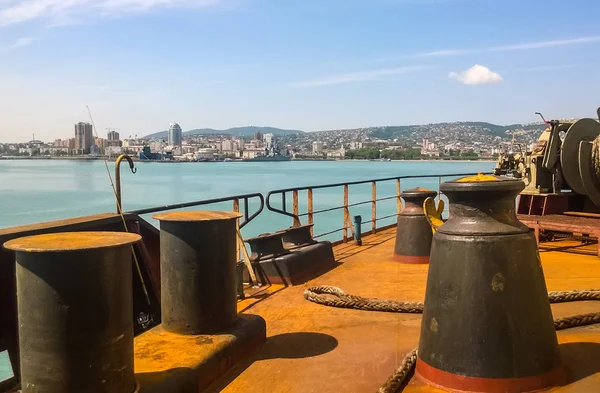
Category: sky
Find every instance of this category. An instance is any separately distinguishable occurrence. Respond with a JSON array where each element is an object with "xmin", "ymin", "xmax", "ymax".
[{"xmin": 2, "ymin": 0, "xmax": 600, "ymax": 141}]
